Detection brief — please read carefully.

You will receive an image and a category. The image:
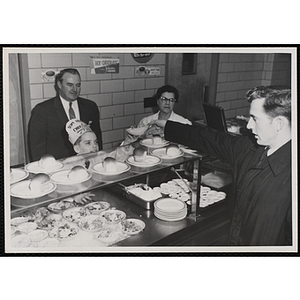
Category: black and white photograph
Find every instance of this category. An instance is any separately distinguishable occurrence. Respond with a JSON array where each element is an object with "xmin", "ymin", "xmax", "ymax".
[{"xmin": 3, "ymin": 46, "xmax": 298, "ymax": 254}]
